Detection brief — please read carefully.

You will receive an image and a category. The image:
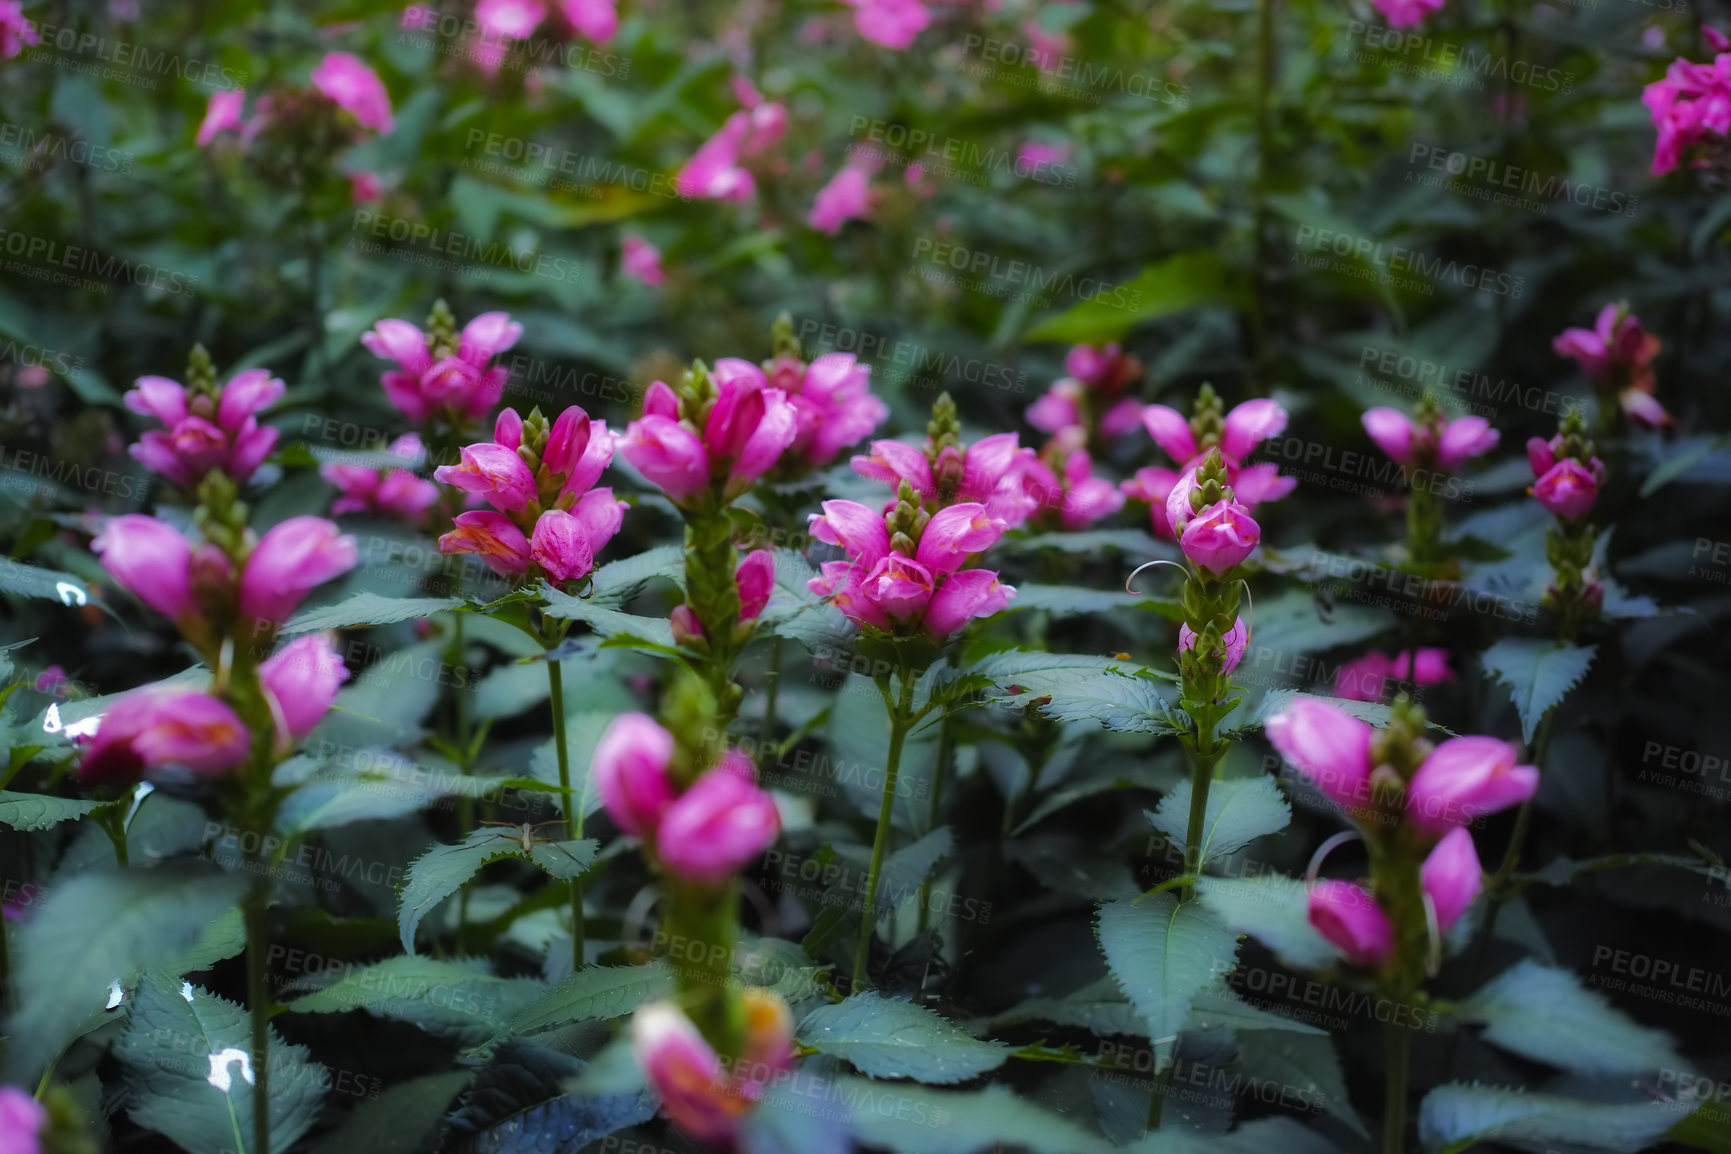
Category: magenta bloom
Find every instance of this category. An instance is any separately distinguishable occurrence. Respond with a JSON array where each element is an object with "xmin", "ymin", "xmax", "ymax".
[
  {"xmin": 1420, "ymin": 826, "xmax": 1483, "ymax": 934},
  {"xmin": 436, "ymin": 443, "xmax": 538, "ymax": 514},
  {"xmin": 1309, "ymin": 880, "xmax": 1394, "ymax": 966},
  {"xmin": 622, "ymin": 235, "xmax": 665, "ymax": 286},
  {"xmin": 0, "ymin": 1083, "xmax": 47, "ymax": 1154},
  {"xmin": 1531, "ymin": 458, "xmax": 1600, "ymax": 520},
  {"xmin": 324, "ymin": 464, "xmax": 440, "ymax": 524},
  {"xmin": 239, "ymin": 516, "xmax": 359, "ymax": 626},
  {"xmin": 1644, "ymin": 49, "xmax": 1731, "ymax": 175},
  {"xmin": 809, "ymin": 161, "xmax": 874, "ymax": 234},
  {"xmin": 1021, "ymin": 435, "xmax": 1127, "ymax": 530},
  {"xmin": 1406, "ymin": 735, "xmax": 1539, "ymax": 834},
  {"xmin": 1333, "ymin": 651, "xmax": 1392, "ymax": 702},
  {"xmin": 737, "ymin": 548, "xmax": 774, "ymax": 623},
  {"xmin": 1553, "ymin": 304, "xmax": 1662, "ymax": 389},
  {"xmin": 620, "ymin": 412, "xmax": 709, "ymax": 504},
  {"xmin": 1179, "ymin": 615, "xmax": 1249, "ymax": 675},
  {"xmin": 633, "ymin": 992, "xmax": 793, "ymax": 1142},
  {"xmin": 260, "ymin": 634, "xmax": 349, "ymax": 743},
  {"xmin": 1, "ymin": 1, "xmax": 40, "ymax": 59},
  {"xmin": 196, "ymin": 89, "xmax": 246, "ymax": 146},
  {"xmin": 1121, "ymin": 466, "xmax": 1181, "ymax": 540},
  {"xmin": 559, "ymin": 0, "xmax": 618, "ymax": 43},
  {"xmin": 92, "ymin": 515, "xmax": 196, "ymax": 624},
  {"xmin": 1394, "ymin": 648, "xmax": 1452, "ymax": 686},
  {"xmin": 846, "ymin": 0, "xmax": 930, "ymax": 48},
  {"xmin": 361, "ymin": 311, "xmax": 522, "ymax": 426},
  {"xmin": 655, "ymin": 752, "xmax": 781, "ymax": 885},
  {"xmin": 715, "ymin": 353, "xmax": 887, "ymax": 470},
  {"xmin": 915, "ymin": 503, "xmax": 1006, "ymax": 573},
  {"xmin": 1265, "ymin": 697, "xmax": 1374, "ymax": 813},
  {"xmin": 311, "ymin": 52, "xmax": 394, "ymax": 133},
  {"xmin": 441, "ymin": 511, "xmax": 531, "ymax": 576},
  {"xmin": 79, "ymin": 691, "xmax": 251, "ymax": 783},
  {"xmin": 676, "ymin": 113, "xmax": 757, "ymax": 202},
  {"xmin": 476, "ymin": 0, "xmax": 545, "ymax": 38},
  {"xmin": 1369, "ymin": 0, "xmax": 1444, "ymax": 27},
  {"xmin": 853, "ymin": 432, "xmax": 1038, "ymax": 528},
  {"xmin": 1138, "ymin": 399, "xmax": 1294, "ymax": 528},
  {"xmin": 923, "ymin": 569, "xmax": 1016, "ymax": 639},
  {"xmin": 1179, "ymin": 499, "xmax": 1260, "ymax": 576},
  {"xmin": 125, "ymin": 368, "xmax": 283, "ymax": 488},
  {"xmin": 528, "ymin": 508, "xmax": 595, "ymax": 586},
  {"xmin": 594, "ymin": 713, "xmax": 678, "ymax": 837},
  {"xmin": 705, "ymin": 379, "xmax": 799, "ymax": 498},
  {"xmin": 1362, "ymin": 408, "xmax": 1499, "ymax": 471}
]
